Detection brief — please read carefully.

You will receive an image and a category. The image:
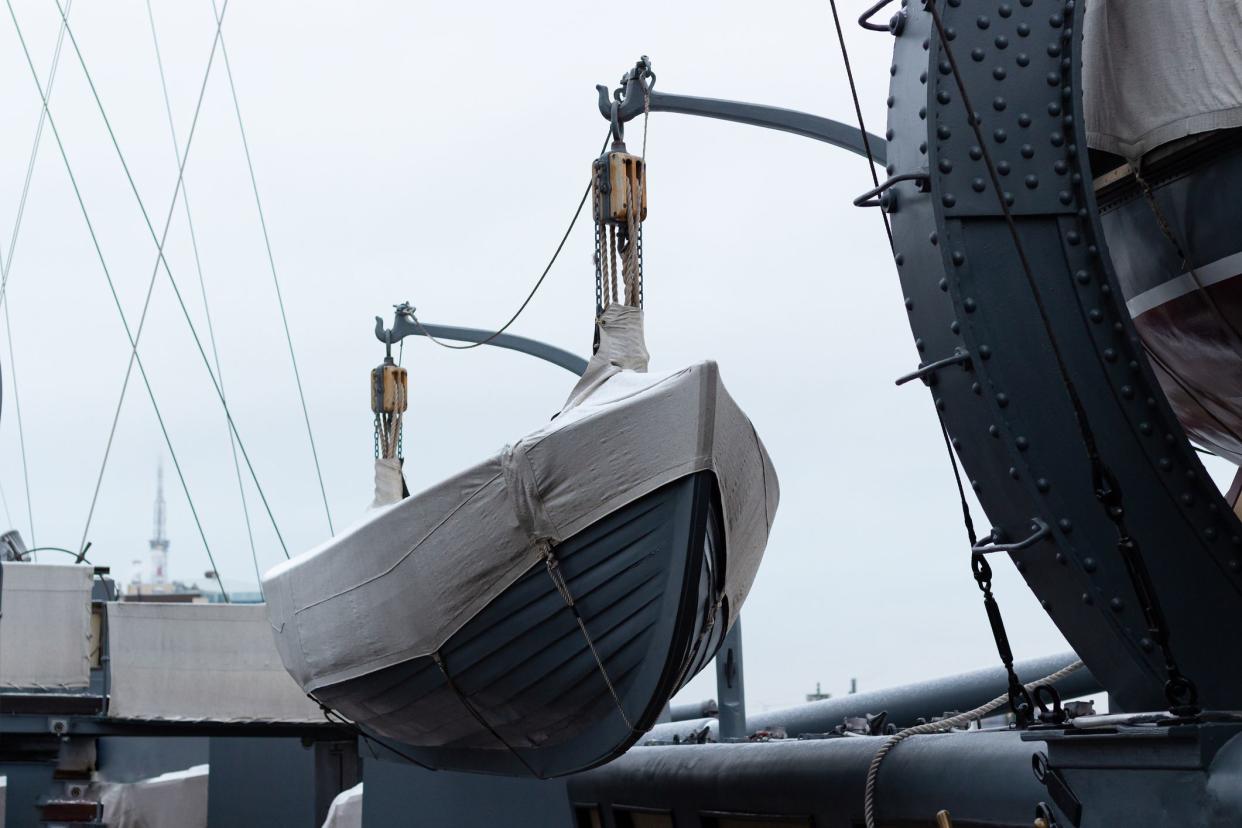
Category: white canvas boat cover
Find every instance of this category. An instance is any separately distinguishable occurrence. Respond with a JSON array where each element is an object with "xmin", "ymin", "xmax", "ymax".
[
  {"xmin": 1084, "ymin": 1, "xmax": 1242, "ymax": 159},
  {"xmin": 91, "ymin": 765, "xmax": 208, "ymax": 828},
  {"xmin": 106, "ymin": 603, "xmax": 321, "ymax": 722},
  {"xmin": 264, "ymin": 306, "xmax": 778, "ymax": 693},
  {"xmin": 0, "ymin": 562, "xmax": 94, "ymax": 690}
]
